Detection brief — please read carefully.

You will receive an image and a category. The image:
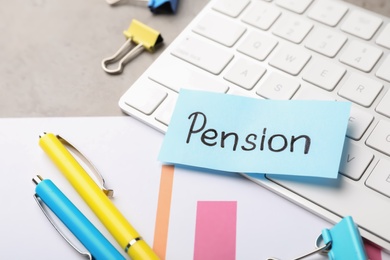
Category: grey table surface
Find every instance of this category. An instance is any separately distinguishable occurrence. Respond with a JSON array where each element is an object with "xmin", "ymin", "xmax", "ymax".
[{"xmin": 1, "ymin": 0, "xmax": 389, "ymax": 118}]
